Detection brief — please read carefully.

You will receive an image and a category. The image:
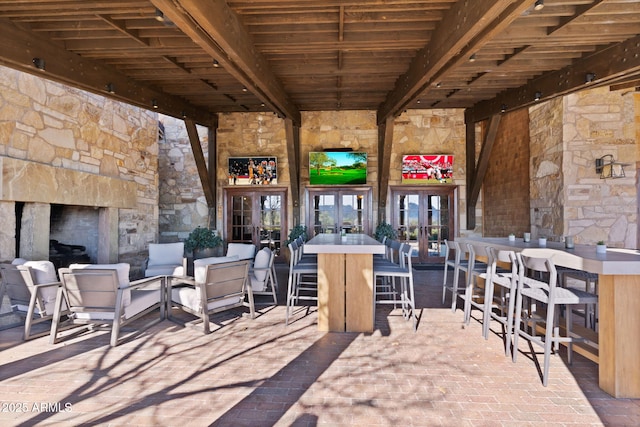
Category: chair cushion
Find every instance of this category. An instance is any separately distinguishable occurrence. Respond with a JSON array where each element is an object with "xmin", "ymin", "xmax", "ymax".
[
  {"xmin": 252, "ymin": 248, "xmax": 271, "ymax": 282},
  {"xmin": 75, "ymin": 288, "xmax": 161, "ymax": 321},
  {"xmin": 171, "ymin": 286, "xmax": 241, "ymax": 312},
  {"xmin": 22, "ymin": 260, "xmax": 59, "ymax": 313},
  {"xmin": 147, "ymin": 242, "xmax": 184, "ymax": 267},
  {"xmin": 226, "ymin": 243, "xmax": 256, "ymax": 260},
  {"xmin": 193, "ymin": 255, "xmax": 239, "ymax": 284}
]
